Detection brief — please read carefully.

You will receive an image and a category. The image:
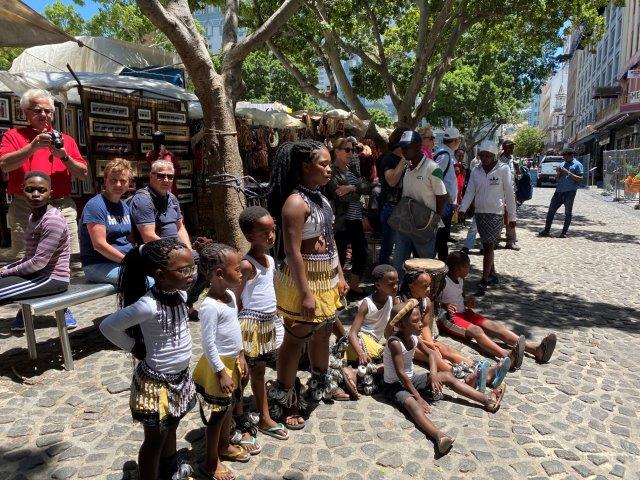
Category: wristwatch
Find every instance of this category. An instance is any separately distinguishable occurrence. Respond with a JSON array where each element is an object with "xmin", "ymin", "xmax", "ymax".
[{"xmin": 61, "ymin": 155, "xmax": 70, "ymax": 163}]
